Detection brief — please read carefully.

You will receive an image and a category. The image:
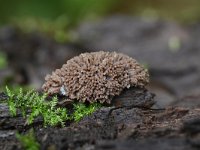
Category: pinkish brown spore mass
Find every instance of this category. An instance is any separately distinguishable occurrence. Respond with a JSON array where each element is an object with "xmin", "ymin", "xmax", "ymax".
[{"xmin": 42, "ymin": 51, "xmax": 149, "ymax": 103}]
